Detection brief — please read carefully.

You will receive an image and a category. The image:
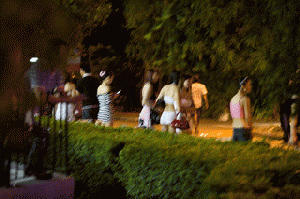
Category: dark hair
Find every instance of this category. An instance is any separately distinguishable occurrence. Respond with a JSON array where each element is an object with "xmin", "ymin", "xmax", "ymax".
[
  {"xmin": 168, "ymin": 71, "xmax": 180, "ymax": 85},
  {"xmin": 192, "ymin": 74, "xmax": 200, "ymax": 83},
  {"xmin": 161, "ymin": 74, "xmax": 168, "ymax": 86},
  {"xmin": 80, "ymin": 62, "xmax": 91, "ymax": 73},
  {"xmin": 65, "ymin": 72, "xmax": 71, "ymax": 83},
  {"xmin": 239, "ymin": 76, "xmax": 250, "ymax": 87},
  {"xmin": 99, "ymin": 70, "xmax": 113, "ymax": 81},
  {"xmin": 71, "ymin": 78, "xmax": 78, "ymax": 85},
  {"xmin": 182, "ymin": 73, "xmax": 192, "ymax": 80}
]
